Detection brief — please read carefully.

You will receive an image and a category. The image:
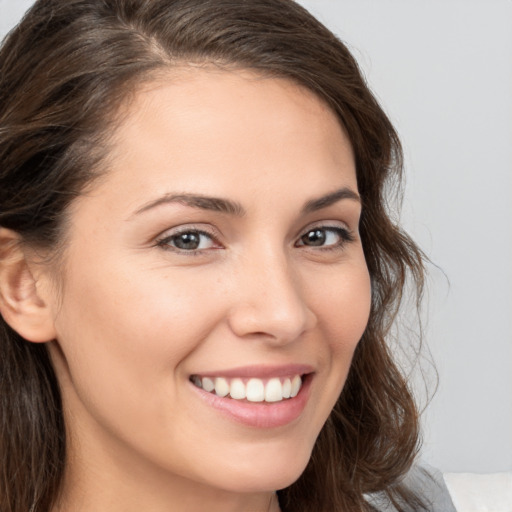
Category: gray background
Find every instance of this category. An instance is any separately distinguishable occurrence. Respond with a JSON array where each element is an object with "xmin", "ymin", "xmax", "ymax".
[{"xmin": 1, "ymin": 0, "xmax": 511, "ymax": 474}]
